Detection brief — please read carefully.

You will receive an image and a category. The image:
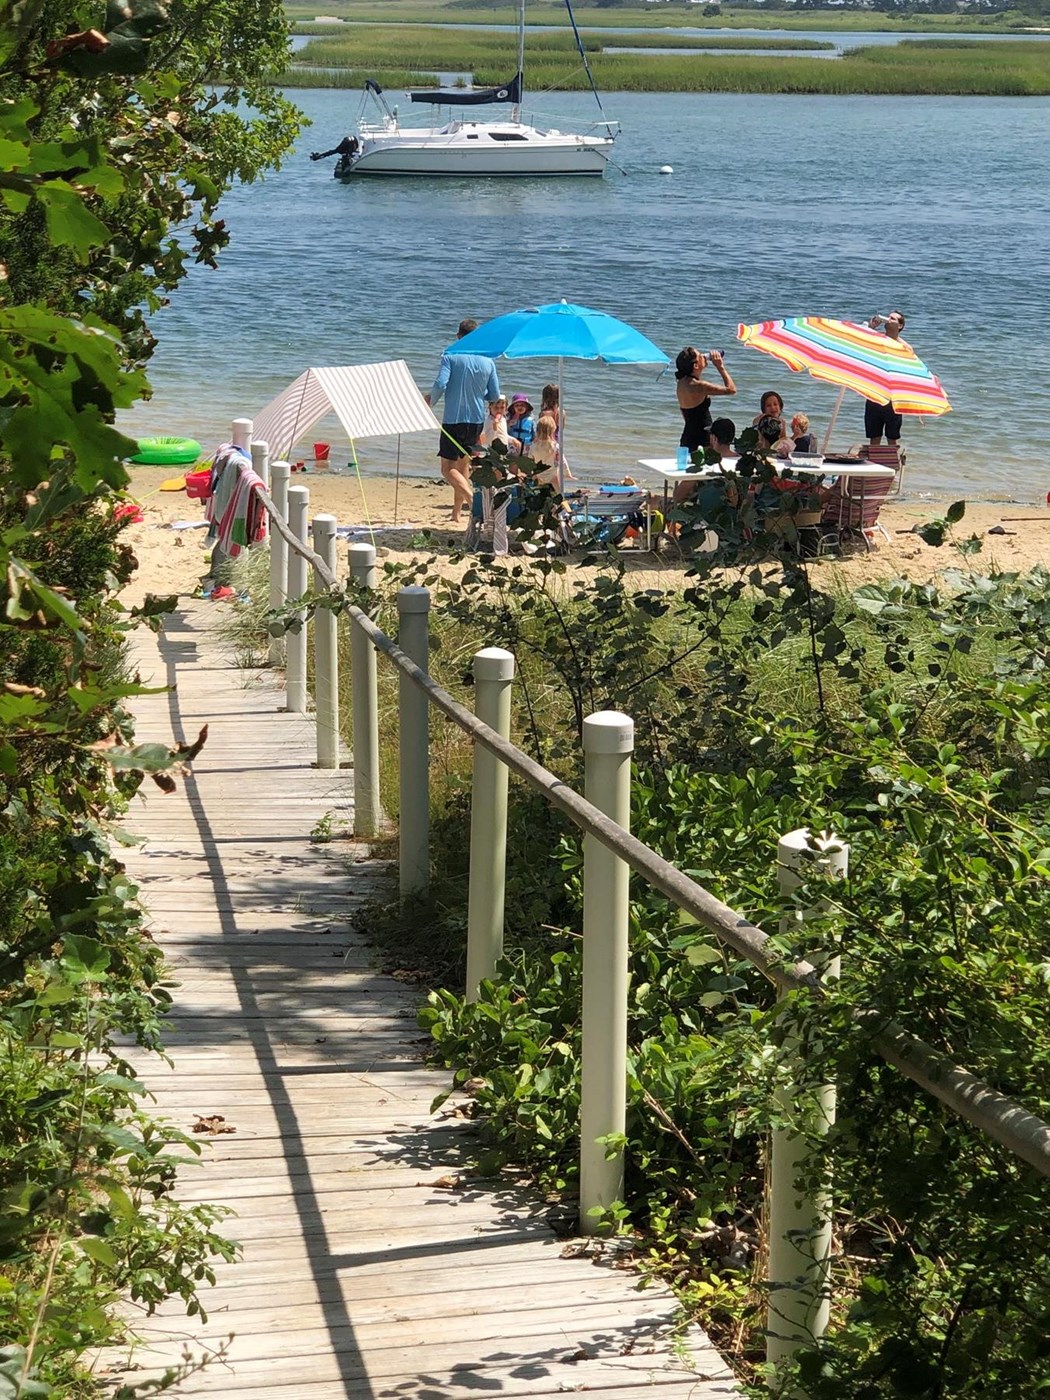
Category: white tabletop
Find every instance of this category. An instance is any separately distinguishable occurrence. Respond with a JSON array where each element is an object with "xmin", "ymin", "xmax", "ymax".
[
  {"xmin": 638, "ymin": 458, "xmax": 732, "ymax": 481},
  {"xmin": 637, "ymin": 456, "xmax": 895, "ymax": 482}
]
